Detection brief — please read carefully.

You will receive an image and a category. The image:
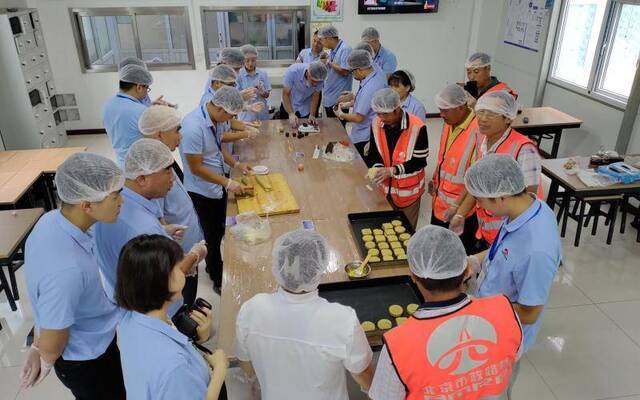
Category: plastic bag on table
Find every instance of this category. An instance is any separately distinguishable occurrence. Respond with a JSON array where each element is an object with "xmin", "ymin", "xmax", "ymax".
[
  {"xmin": 229, "ymin": 212, "xmax": 271, "ymax": 245},
  {"xmin": 576, "ymin": 170, "xmax": 619, "ymax": 187},
  {"xmin": 322, "ymin": 141, "xmax": 355, "ymax": 163}
]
